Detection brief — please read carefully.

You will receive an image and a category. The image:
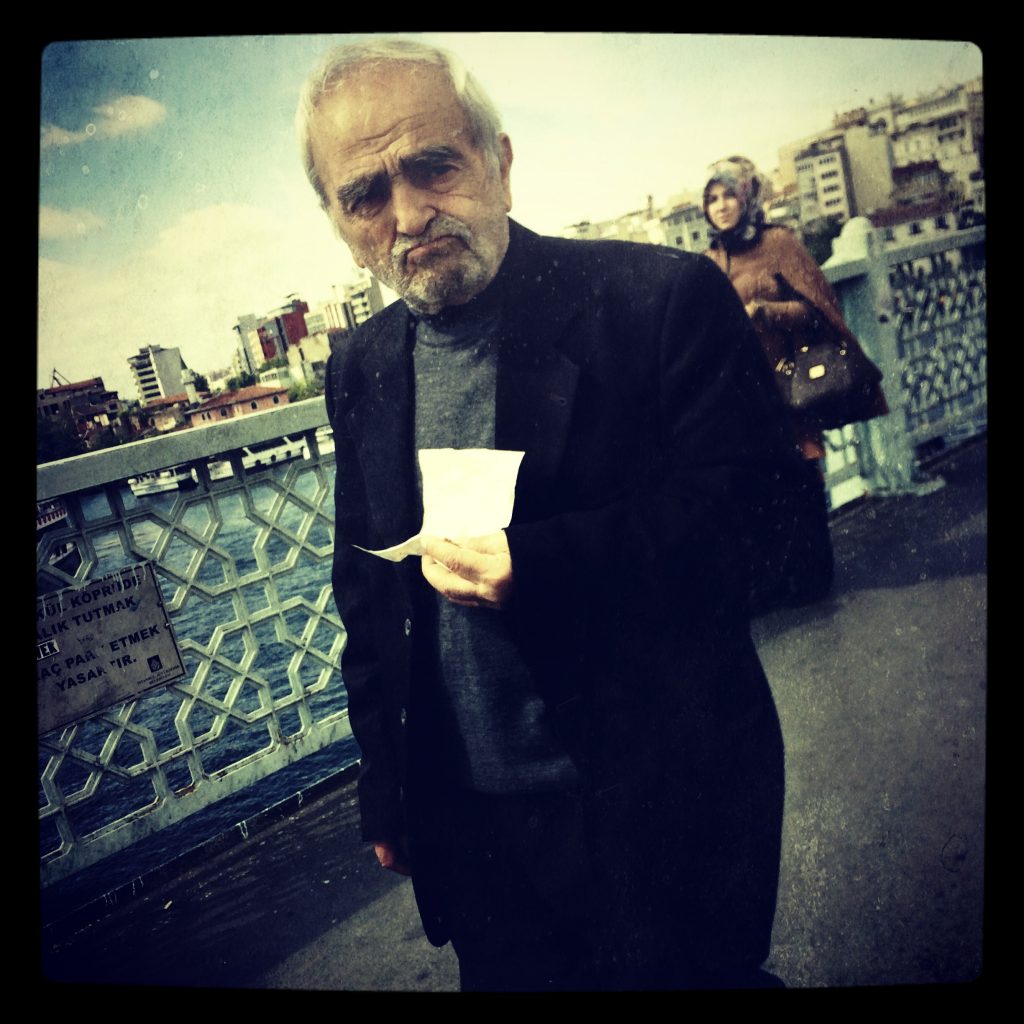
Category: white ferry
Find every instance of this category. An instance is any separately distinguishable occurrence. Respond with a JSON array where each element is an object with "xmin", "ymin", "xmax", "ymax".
[
  {"xmin": 128, "ymin": 465, "xmax": 198, "ymax": 497},
  {"xmin": 305, "ymin": 425, "xmax": 335, "ymax": 457},
  {"xmin": 206, "ymin": 435, "xmax": 308, "ymax": 480}
]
